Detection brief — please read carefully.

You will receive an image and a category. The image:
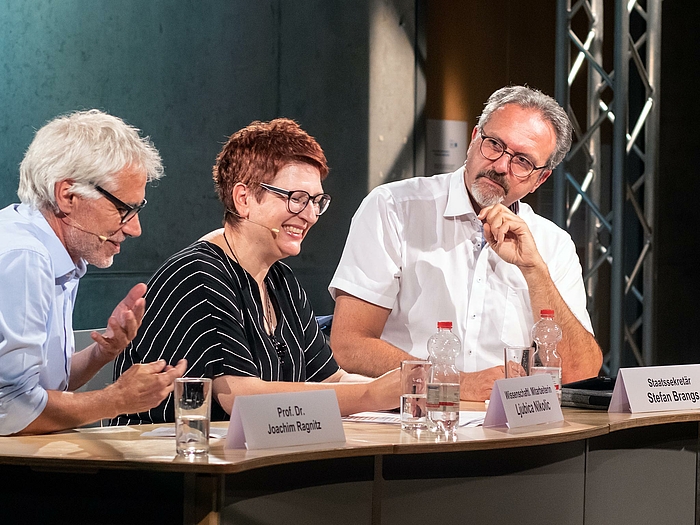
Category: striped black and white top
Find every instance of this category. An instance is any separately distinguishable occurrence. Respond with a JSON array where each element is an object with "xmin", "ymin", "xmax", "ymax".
[{"xmin": 111, "ymin": 241, "xmax": 339, "ymax": 424}]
